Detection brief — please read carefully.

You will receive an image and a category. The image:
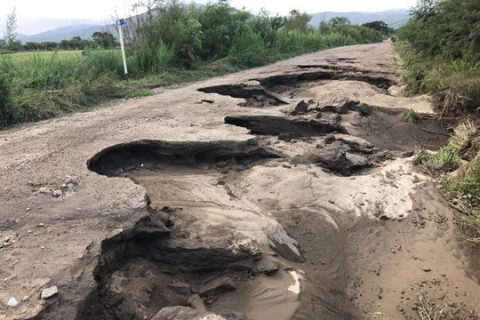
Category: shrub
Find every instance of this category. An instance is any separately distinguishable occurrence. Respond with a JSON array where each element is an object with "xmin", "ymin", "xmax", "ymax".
[{"xmin": 0, "ymin": 74, "xmax": 15, "ymax": 128}]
